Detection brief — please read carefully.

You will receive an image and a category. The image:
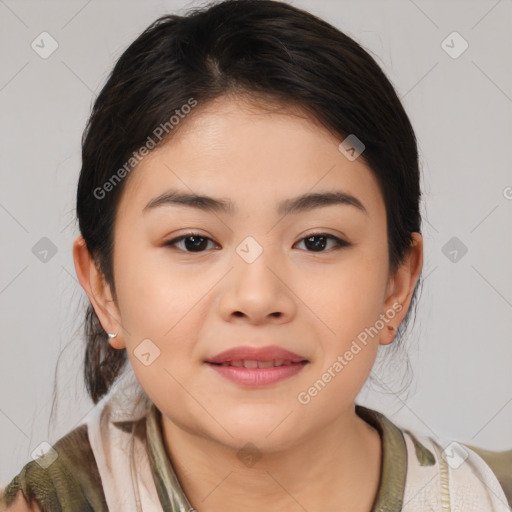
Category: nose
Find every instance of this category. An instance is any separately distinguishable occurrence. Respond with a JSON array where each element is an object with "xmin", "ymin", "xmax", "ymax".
[{"xmin": 217, "ymin": 244, "xmax": 297, "ymax": 325}]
